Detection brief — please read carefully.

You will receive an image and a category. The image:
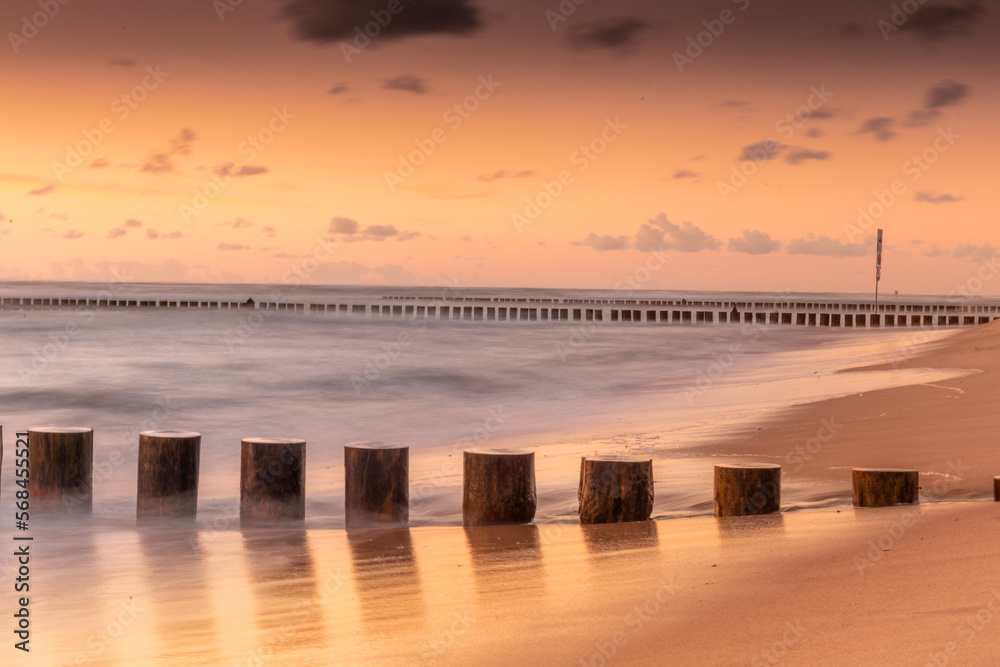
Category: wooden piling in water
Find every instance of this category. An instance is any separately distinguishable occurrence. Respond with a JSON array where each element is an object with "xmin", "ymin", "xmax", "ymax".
[
  {"xmin": 993, "ymin": 476, "xmax": 999, "ymax": 502},
  {"xmin": 28, "ymin": 426, "xmax": 93, "ymax": 514},
  {"xmin": 240, "ymin": 438, "xmax": 306, "ymax": 524},
  {"xmin": 578, "ymin": 455, "xmax": 653, "ymax": 524},
  {"xmin": 344, "ymin": 442, "xmax": 408, "ymax": 528},
  {"xmin": 714, "ymin": 463, "xmax": 781, "ymax": 517},
  {"xmin": 463, "ymin": 448, "xmax": 536, "ymax": 526},
  {"xmin": 137, "ymin": 431, "xmax": 201, "ymax": 519},
  {"xmin": 852, "ymin": 468, "xmax": 918, "ymax": 507}
]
